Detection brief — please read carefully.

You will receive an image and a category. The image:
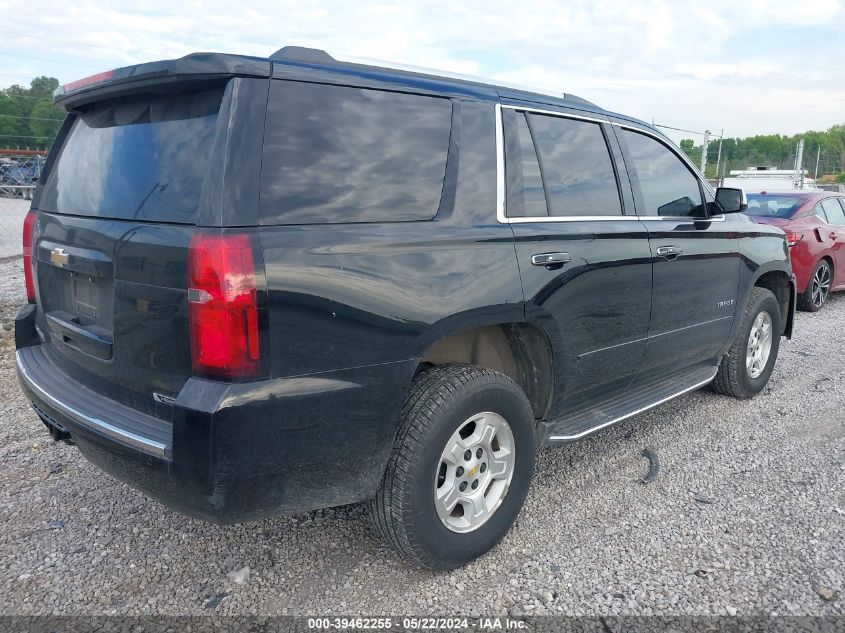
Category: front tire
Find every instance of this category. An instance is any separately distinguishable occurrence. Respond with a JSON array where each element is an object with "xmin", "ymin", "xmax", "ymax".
[
  {"xmin": 798, "ymin": 259, "xmax": 832, "ymax": 312},
  {"xmin": 370, "ymin": 364, "xmax": 536, "ymax": 570},
  {"xmin": 711, "ymin": 287, "xmax": 781, "ymax": 399}
]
